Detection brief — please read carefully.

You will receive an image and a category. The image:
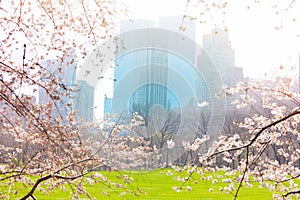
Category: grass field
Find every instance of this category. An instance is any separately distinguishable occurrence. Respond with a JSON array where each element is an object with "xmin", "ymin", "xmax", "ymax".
[{"xmin": 3, "ymin": 168, "xmax": 275, "ymax": 200}]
